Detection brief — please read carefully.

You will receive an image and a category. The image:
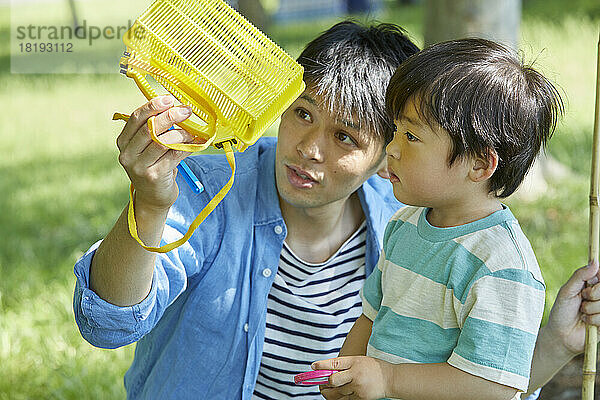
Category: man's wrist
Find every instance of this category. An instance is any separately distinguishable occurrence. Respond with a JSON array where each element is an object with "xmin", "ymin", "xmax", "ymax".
[
  {"xmin": 538, "ymin": 324, "xmax": 578, "ymax": 364},
  {"xmin": 134, "ymin": 196, "xmax": 172, "ymax": 219},
  {"xmin": 129, "ymin": 195, "xmax": 171, "ymax": 247},
  {"xmin": 526, "ymin": 325, "xmax": 578, "ymax": 396}
]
